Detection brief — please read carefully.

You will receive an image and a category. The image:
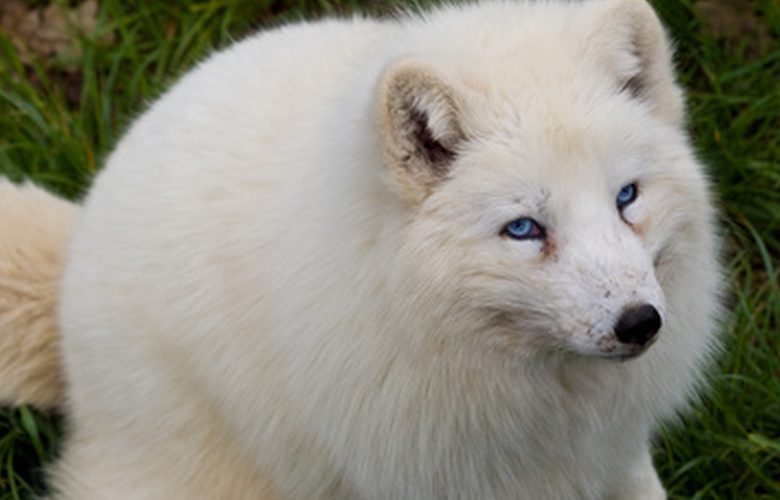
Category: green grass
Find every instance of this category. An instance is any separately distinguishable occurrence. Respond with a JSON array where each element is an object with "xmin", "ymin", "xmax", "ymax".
[{"xmin": 0, "ymin": 0, "xmax": 778, "ymax": 498}]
